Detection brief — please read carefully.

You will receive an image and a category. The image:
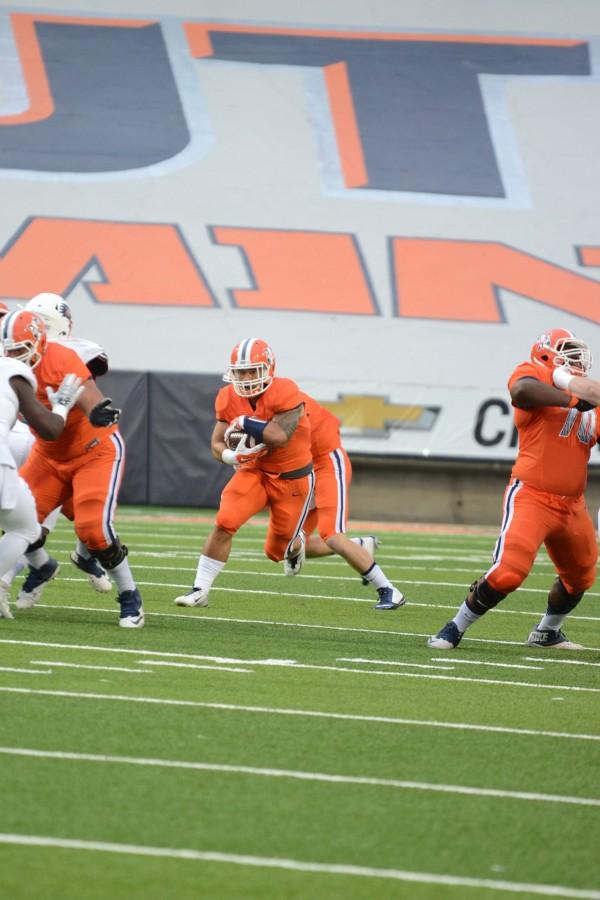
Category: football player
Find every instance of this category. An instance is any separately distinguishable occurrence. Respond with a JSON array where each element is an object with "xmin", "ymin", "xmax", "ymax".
[
  {"xmin": 293, "ymin": 393, "xmax": 406, "ymax": 610},
  {"xmin": 0, "ymin": 311, "xmax": 83, "ymax": 617},
  {"xmin": 429, "ymin": 328, "xmax": 598, "ymax": 651},
  {"xmin": 21, "ymin": 293, "xmax": 111, "ymax": 592},
  {"xmin": 3, "ymin": 308, "xmax": 144, "ymax": 627},
  {"xmin": 174, "ymin": 338, "xmax": 314, "ymax": 607}
]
